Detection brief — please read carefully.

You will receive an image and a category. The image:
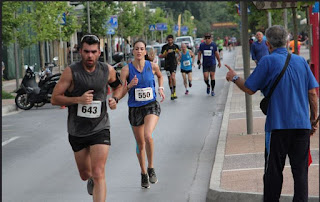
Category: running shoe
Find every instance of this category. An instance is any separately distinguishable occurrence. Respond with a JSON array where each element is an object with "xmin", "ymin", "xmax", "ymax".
[
  {"xmin": 185, "ymin": 90, "xmax": 189, "ymax": 95},
  {"xmin": 171, "ymin": 93, "xmax": 174, "ymax": 100},
  {"xmin": 173, "ymin": 92, "xmax": 178, "ymax": 99},
  {"xmin": 207, "ymin": 87, "xmax": 210, "ymax": 94},
  {"xmin": 147, "ymin": 168, "xmax": 158, "ymax": 184},
  {"xmin": 87, "ymin": 177, "xmax": 94, "ymax": 195},
  {"xmin": 141, "ymin": 173, "xmax": 150, "ymax": 188},
  {"xmin": 189, "ymin": 82, "xmax": 192, "ymax": 88},
  {"xmin": 211, "ymin": 91, "xmax": 215, "ymax": 96}
]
